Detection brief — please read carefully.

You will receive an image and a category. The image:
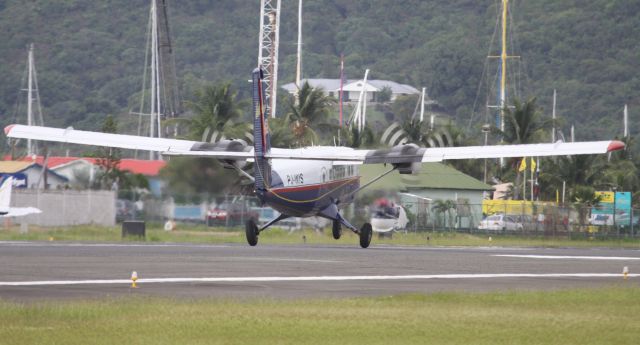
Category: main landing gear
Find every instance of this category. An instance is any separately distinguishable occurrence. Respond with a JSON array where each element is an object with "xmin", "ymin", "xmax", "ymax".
[
  {"xmin": 332, "ymin": 220, "xmax": 342, "ymax": 240},
  {"xmin": 359, "ymin": 223, "xmax": 372, "ymax": 248},
  {"xmin": 331, "ymin": 220, "xmax": 372, "ymax": 248},
  {"xmin": 246, "ymin": 207, "xmax": 373, "ymax": 249},
  {"xmin": 245, "ymin": 219, "xmax": 259, "ymax": 246}
]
